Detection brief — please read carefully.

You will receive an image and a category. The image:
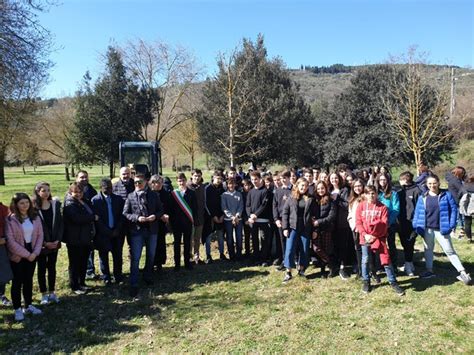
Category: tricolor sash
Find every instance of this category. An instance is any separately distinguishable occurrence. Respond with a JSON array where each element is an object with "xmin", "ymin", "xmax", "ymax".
[{"xmin": 171, "ymin": 189, "xmax": 194, "ymax": 224}]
